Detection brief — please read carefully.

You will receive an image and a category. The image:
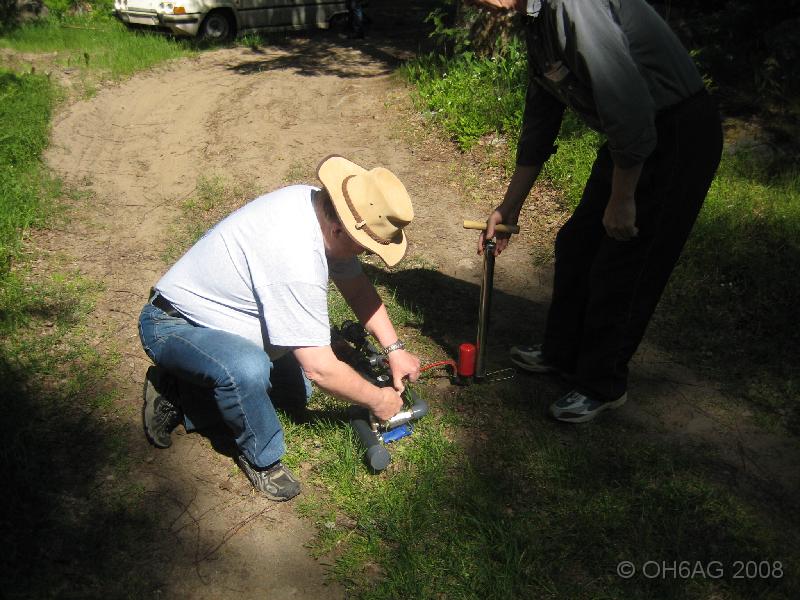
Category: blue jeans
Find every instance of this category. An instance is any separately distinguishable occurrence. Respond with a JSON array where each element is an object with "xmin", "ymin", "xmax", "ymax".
[{"xmin": 138, "ymin": 302, "xmax": 311, "ymax": 468}]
